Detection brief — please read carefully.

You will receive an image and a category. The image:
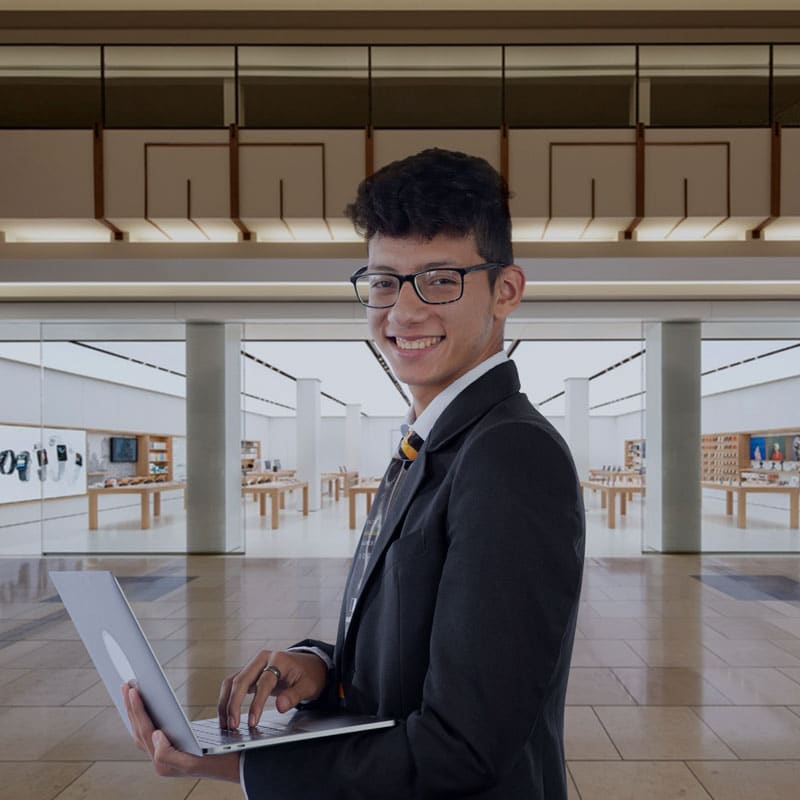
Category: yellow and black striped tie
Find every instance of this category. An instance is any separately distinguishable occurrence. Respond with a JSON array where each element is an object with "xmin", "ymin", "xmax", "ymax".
[{"xmin": 398, "ymin": 430, "xmax": 424, "ymax": 462}]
